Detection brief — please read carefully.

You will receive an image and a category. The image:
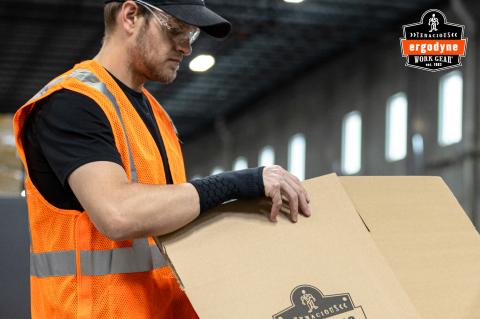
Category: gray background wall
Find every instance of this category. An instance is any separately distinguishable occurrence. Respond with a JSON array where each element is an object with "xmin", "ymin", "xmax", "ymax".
[{"xmin": 0, "ymin": 197, "xmax": 30, "ymax": 318}]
